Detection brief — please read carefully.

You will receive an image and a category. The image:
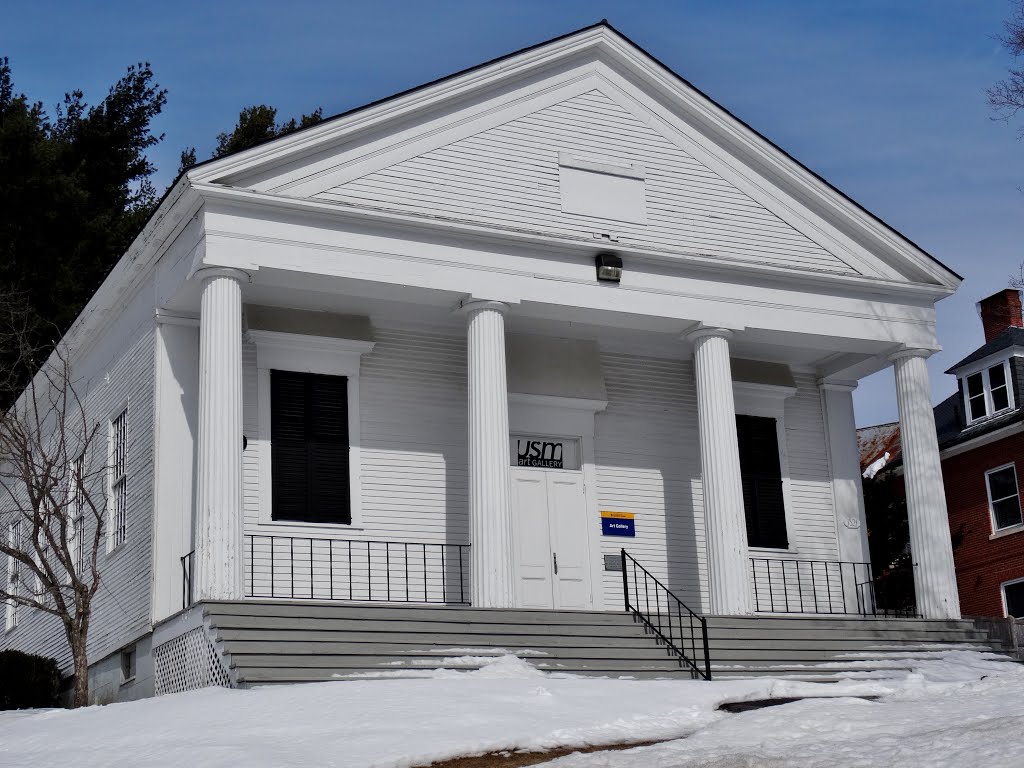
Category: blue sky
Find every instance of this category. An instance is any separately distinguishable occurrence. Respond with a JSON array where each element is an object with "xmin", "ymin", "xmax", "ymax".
[{"xmin": 3, "ymin": 1, "xmax": 1023, "ymax": 426}]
